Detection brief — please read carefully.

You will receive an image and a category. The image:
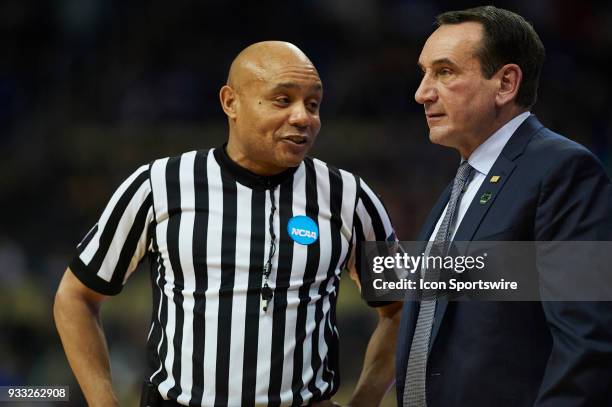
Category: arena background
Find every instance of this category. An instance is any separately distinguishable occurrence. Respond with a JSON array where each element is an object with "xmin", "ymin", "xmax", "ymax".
[{"xmin": 1, "ymin": 0, "xmax": 610, "ymax": 405}]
